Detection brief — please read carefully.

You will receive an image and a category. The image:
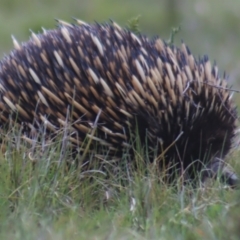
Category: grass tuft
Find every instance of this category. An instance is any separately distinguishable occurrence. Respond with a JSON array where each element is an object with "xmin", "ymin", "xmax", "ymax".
[{"xmin": 0, "ymin": 120, "xmax": 239, "ymax": 239}]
